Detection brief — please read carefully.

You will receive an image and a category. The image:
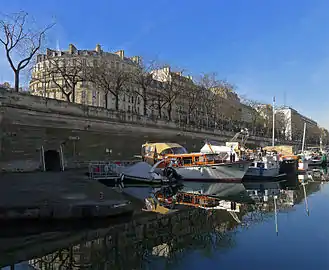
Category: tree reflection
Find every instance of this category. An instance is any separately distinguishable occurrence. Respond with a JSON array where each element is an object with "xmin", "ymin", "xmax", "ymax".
[
  {"xmin": 29, "ymin": 209, "xmax": 240, "ymax": 269},
  {"xmin": 23, "ymin": 181, "xmax": 323, "ymax": 270}
]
